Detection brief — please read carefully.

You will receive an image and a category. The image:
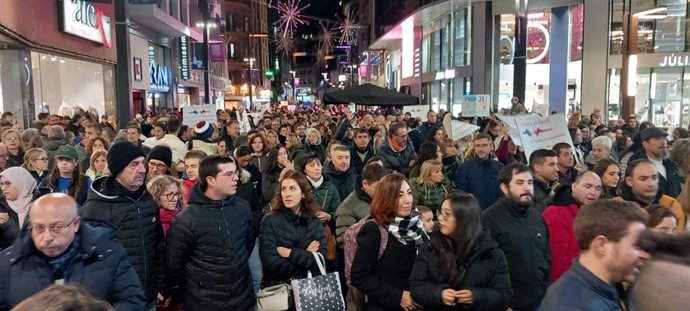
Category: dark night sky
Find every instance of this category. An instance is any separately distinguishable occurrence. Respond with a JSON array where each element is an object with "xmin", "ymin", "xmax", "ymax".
[{"xmin": 299, "ymin": 0, "xmax": 342, "ymax": 35}]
